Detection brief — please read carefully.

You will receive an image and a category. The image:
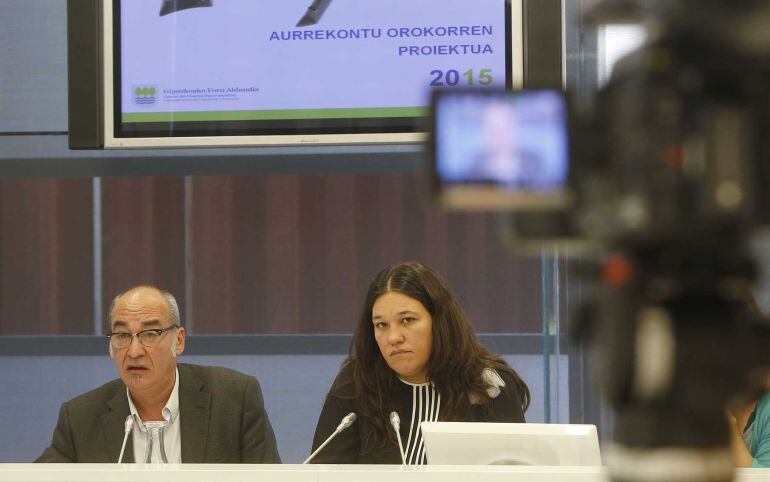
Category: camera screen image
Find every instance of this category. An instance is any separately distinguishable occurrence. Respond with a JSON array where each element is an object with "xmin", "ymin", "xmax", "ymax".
[
  {"xmin": 434, "ymin": 89, "xmax": 569, "ymax": 192},
  {"xmin": 431, "ymin": 89, "xmax": 571, "ymax": 211}
]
